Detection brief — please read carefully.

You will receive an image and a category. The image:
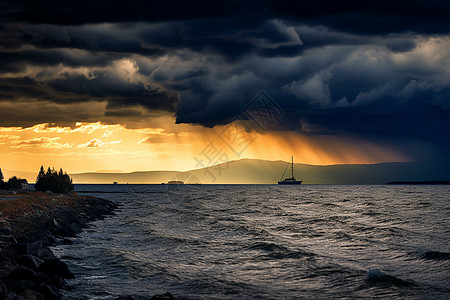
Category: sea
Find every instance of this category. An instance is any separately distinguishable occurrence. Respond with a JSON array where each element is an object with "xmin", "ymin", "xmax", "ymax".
[{"xmin": 52, "ymin": 184, "xmax": 450, "ymax": 299}]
